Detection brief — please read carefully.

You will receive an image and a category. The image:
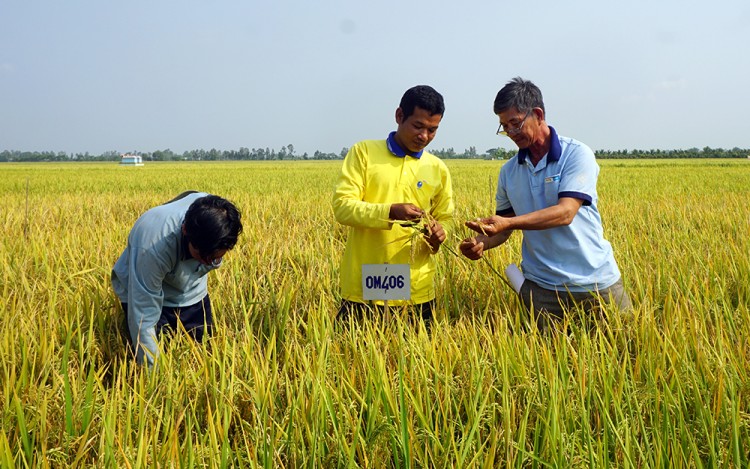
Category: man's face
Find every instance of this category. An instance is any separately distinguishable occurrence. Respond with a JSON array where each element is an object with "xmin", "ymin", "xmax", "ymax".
[
  {"xmin": 394, "ymin": 106, "xmax": 442, "ymax": 154},
  {"xmin": 497, "ymin": 107, "xmax": 538, "ymax": 149},
  {"xmin": 182, "ymin": 224, "xmax": 228, "ymax": 267}
]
